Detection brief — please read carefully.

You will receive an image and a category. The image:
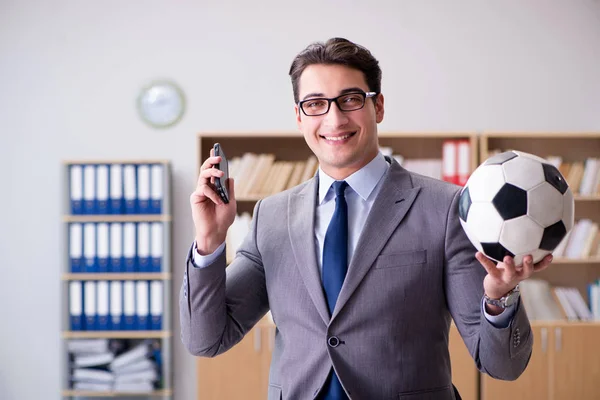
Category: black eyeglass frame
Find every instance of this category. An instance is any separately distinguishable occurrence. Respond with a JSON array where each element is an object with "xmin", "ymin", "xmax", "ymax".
[{"xmin": 298, "ymin": 91, "xmax": 378, "ymax": 116}]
